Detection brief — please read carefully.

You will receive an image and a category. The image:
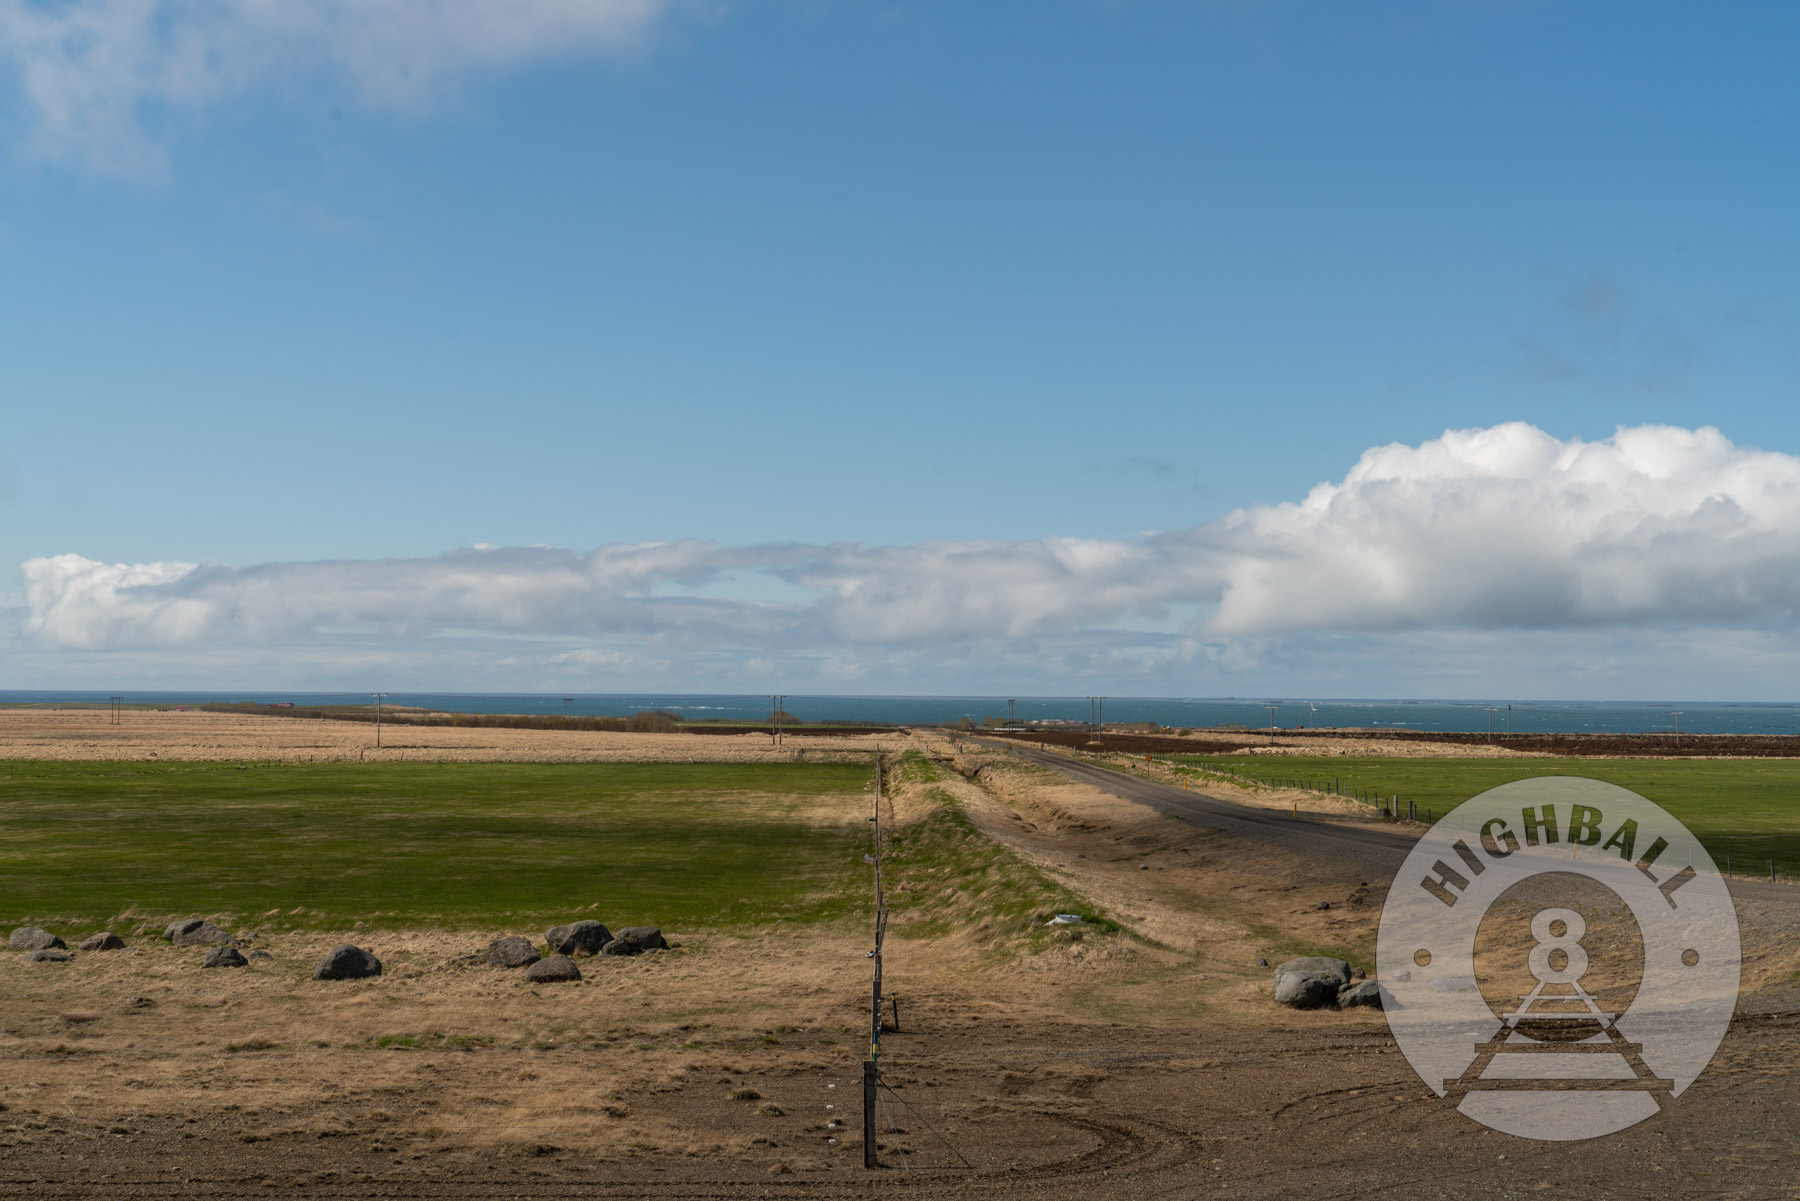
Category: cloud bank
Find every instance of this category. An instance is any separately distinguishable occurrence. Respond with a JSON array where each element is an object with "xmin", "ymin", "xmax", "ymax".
[
  {"xmin": 13, "ymin": 423, "xmax": 1800, "ymax": 693},
  {"xmin": 0, "ymin": 0, "xmax": 671, "ymax": 173}
]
